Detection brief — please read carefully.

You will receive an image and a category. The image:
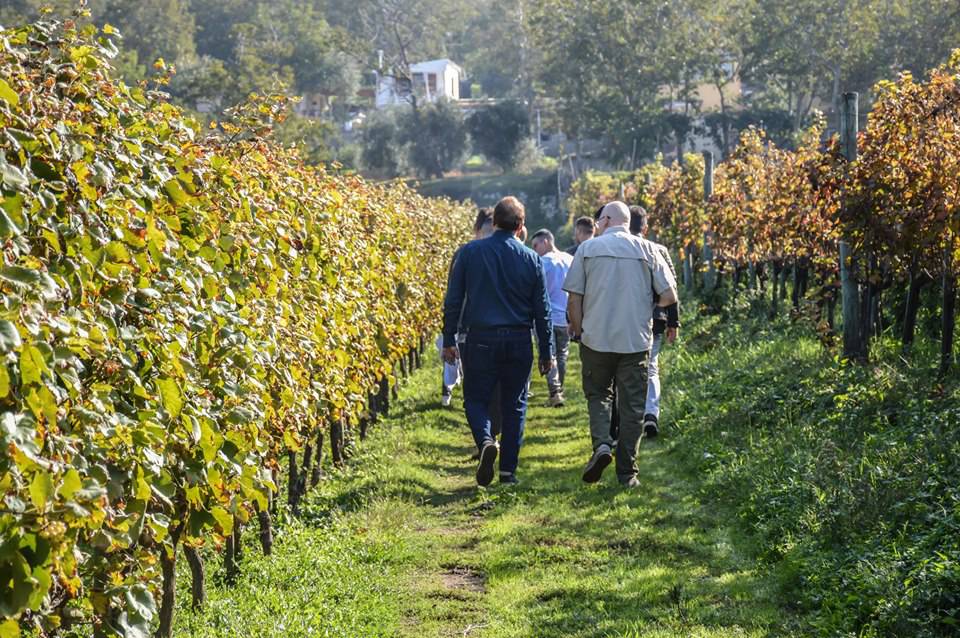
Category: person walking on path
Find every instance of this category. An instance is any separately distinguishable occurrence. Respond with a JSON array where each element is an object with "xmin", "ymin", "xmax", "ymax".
[
  {"xmin": 565, "ymin": 216, "xmax": 596, "ymax": 256},
  {"xmin": 531, "ymin": 229, "xmax": 574, "ymax": 407},
  {"xmin": 630, "ymin": 206, "xmax": 679, "ymax": 438},
  {"xmin": 564, "ymin": 201, "xmax": 677, "ymax": 488},
  {"xmin": 441, "ymin": 208, "xmax": 496, "ymax": 407},
  {"xmin": 608, "ymin": 206, "xmax": 681, "ymax": 440},
  {"xmin": 442, "ymin": 197, "xmax": 555, "ymax": 486}
]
